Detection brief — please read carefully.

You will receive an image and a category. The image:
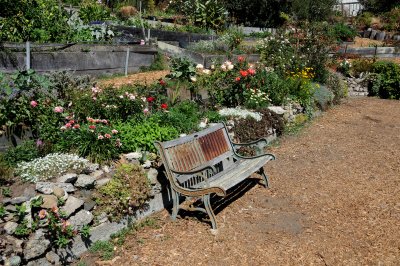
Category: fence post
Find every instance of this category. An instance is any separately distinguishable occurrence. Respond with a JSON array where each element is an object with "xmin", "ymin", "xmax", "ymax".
[
  {"xmin": 125, "ymin": 48, "xmax": 130, "ymax": 76},
  {"xmin": 26, "ymin": 41, "xmax": 31, "ymax": 70}
]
